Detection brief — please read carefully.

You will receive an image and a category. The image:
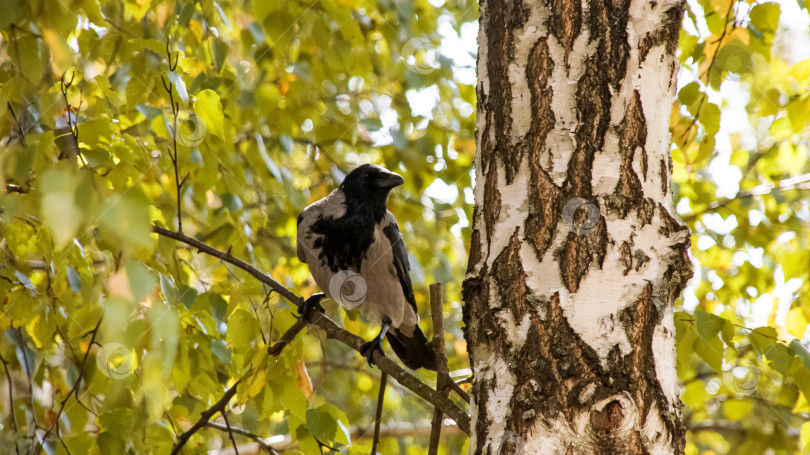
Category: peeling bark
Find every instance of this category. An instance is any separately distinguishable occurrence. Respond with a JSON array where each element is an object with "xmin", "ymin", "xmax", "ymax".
[{"xmin": 464, "ymin": 0, "xmax": 692, "ymax": 454}]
